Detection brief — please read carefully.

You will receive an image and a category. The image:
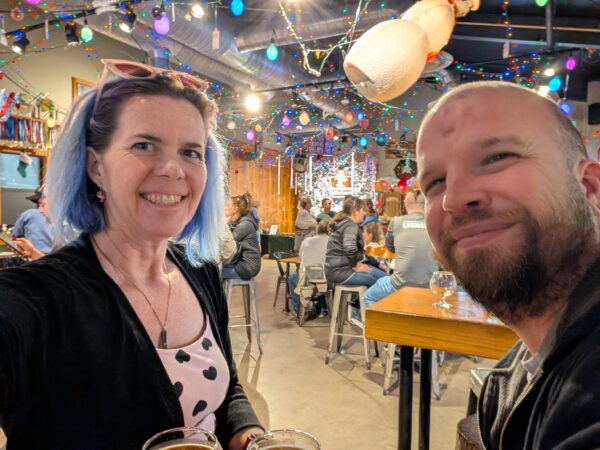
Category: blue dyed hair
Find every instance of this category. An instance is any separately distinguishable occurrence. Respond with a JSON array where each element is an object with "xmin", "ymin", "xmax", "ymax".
[{"xmin": 46, "ymin": 75, "xmax": 225, "ymax": 265}]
